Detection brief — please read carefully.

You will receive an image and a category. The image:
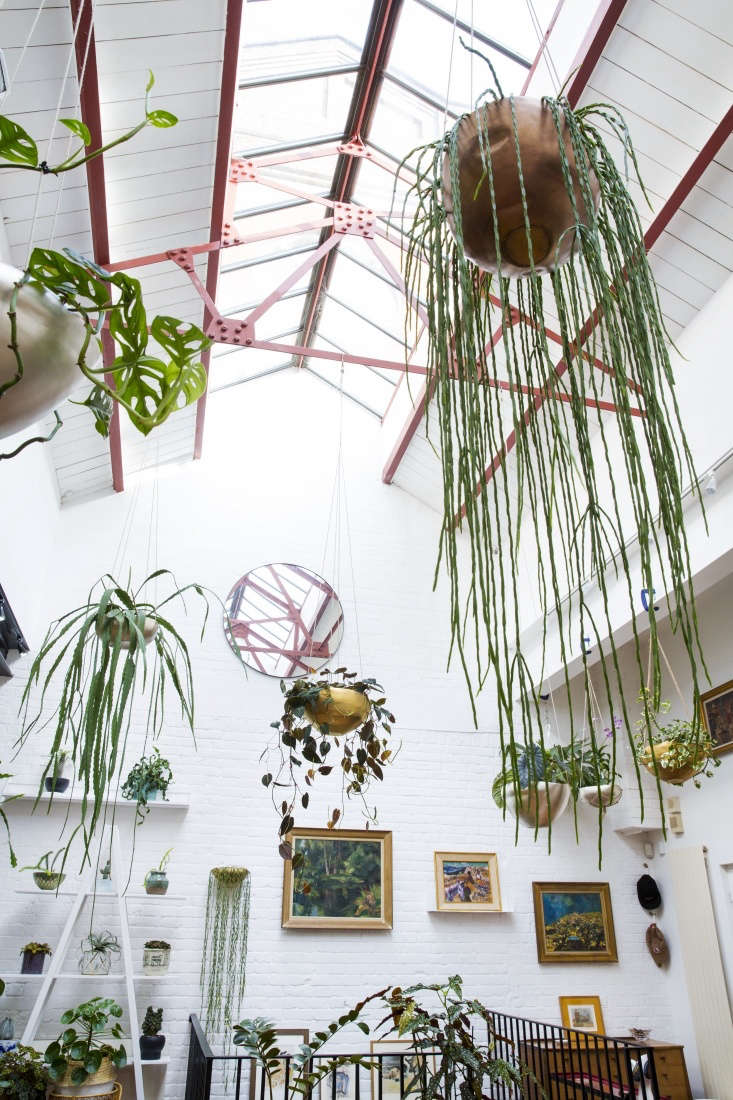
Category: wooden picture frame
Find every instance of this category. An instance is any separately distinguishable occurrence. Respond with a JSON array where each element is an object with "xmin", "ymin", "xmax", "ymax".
[
  {"xmin": 532, "ymin": 882, "xmax": 618, "ymax": 964},
  {"xmin": 559, "ymin": 996, "xmax": 606, "ymax": 1037},
  {"xmin": 282, "ymin": 828, "xmax": 393, "ymax": 930},
  {"xmin": 370, "ymin": 1040, "xmax": 436, "ymax": 1099},
  {"xmin": 700, "ymin": 679, "xmax": 733, "ymax": 756},
  {"xmin": 433, "ymin": 851, "xmax": 502, "ymax": 911},
  {"xmin": 249, "ymin": 1028, "xmax": 309, "ymax": 1100}
]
